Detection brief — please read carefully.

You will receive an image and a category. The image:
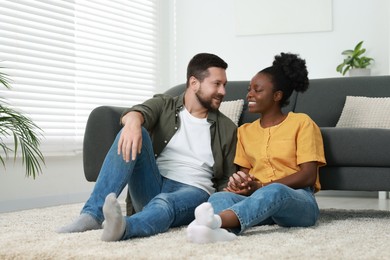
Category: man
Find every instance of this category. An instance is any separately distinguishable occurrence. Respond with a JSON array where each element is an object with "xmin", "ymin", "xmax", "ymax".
[{"xmin": 57, "ymin": 53, "xmax": 237, "ymax": 241}]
